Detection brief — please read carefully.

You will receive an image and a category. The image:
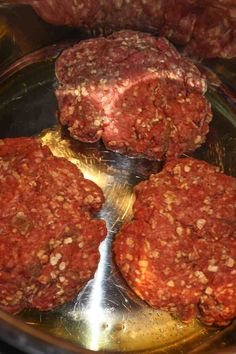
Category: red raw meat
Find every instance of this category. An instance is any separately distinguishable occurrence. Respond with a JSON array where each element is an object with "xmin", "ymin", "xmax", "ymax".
[
  {"xmin": 14, "ymin": 0, "xmax": 236, "ymax": 58},
  {"xmin": 114, "ymin": 158, "xmax": 236, "ymax": 326},
  {"xmin": 55, "ymin": 30, "xmax": 212, "ymax": 160},
  {"xmin": 0, "ymin": 137, "xmax": 106, "ymax": 313}
]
